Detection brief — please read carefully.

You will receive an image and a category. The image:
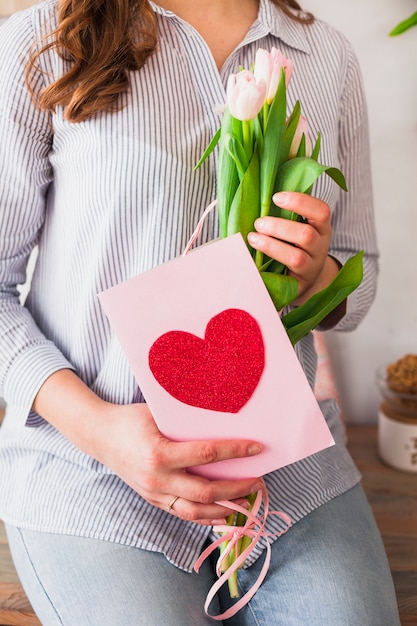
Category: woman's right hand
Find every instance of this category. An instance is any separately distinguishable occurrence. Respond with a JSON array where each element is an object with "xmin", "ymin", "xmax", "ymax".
[
  {"xmin": 94, "ymin": 401, "xmax": 263, "ymax": 525},
  {"xmin": 33, "ymin": 369, "xmax": 263, "ymax": 526}
]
